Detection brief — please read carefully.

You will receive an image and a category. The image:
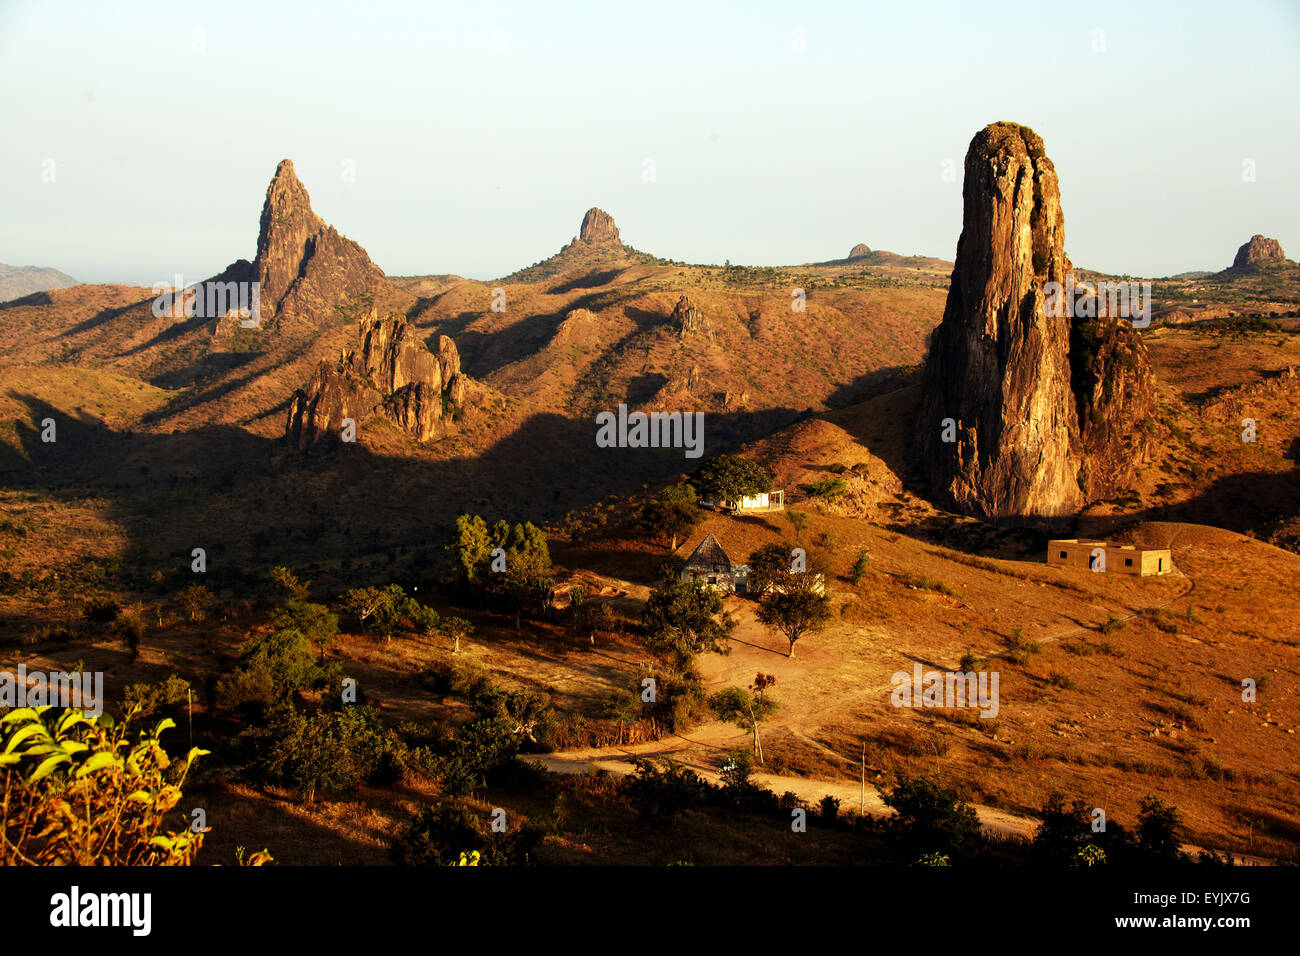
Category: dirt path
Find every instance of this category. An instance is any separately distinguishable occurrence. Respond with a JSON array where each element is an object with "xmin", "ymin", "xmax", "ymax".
[{"xmin": 535, "ymin": 562, "xmax": 1200, "ymax": 845}]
